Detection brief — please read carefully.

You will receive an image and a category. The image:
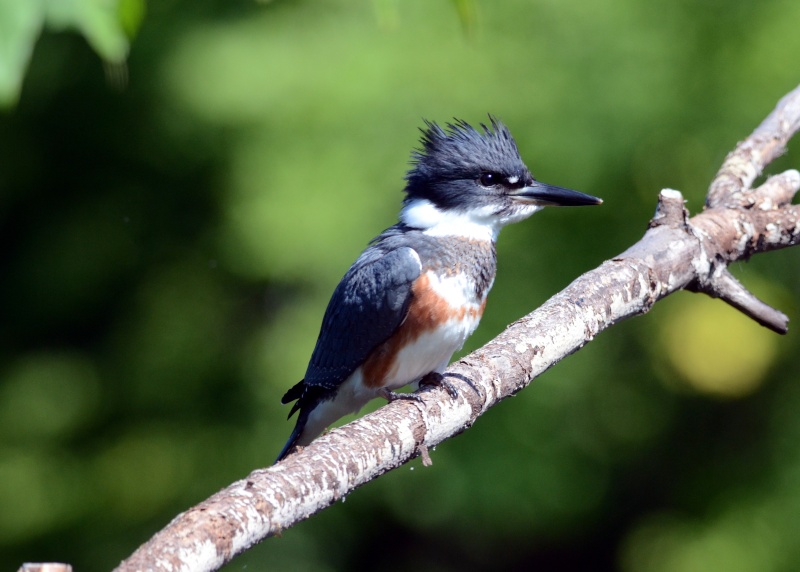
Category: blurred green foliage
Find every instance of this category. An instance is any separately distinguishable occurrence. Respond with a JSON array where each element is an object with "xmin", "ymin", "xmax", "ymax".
[
  {"xmin": 0, "ymin": 0, "xmax": 143, "ymax": 106},
  {"xmin": 1, "ymin": 0, "xmax": 800, "ymax": 570}
]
